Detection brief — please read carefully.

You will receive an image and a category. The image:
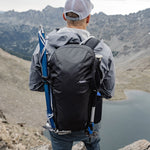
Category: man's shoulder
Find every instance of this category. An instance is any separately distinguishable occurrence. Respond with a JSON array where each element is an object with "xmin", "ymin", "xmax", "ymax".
[
  {"xmin": 94, "ymin": 39, "xmax": 113, "ymax": 58},
  {"xmin": 97, "ymin": 39, "xmax": 111, "ymax": 50}
]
